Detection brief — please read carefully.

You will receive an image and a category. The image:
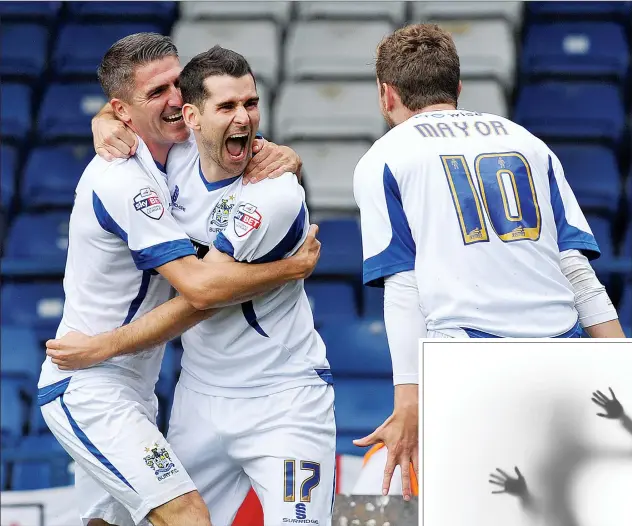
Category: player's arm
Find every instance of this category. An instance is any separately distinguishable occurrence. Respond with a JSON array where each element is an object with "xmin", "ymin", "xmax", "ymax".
[{"xmin": 91, "ymin": 103, "xmax": 301, "ymax": 182}]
